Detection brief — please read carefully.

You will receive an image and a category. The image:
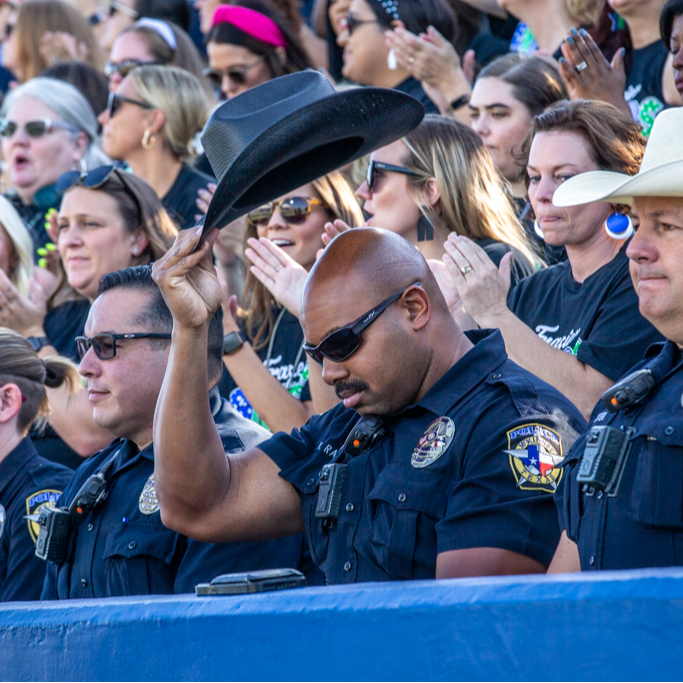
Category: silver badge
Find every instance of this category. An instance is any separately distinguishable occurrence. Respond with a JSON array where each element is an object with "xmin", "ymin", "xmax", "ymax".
[
  {"xmin": 0, "ymin": 504, "xmax": 5, "ymax": 540},
  {"xmin": 411, "ymin": 416, "xmax": 455, "ymax": 468},
  {"xmin": 139, "ymin": 474, "xmax": 159, "ymax": 515}
]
